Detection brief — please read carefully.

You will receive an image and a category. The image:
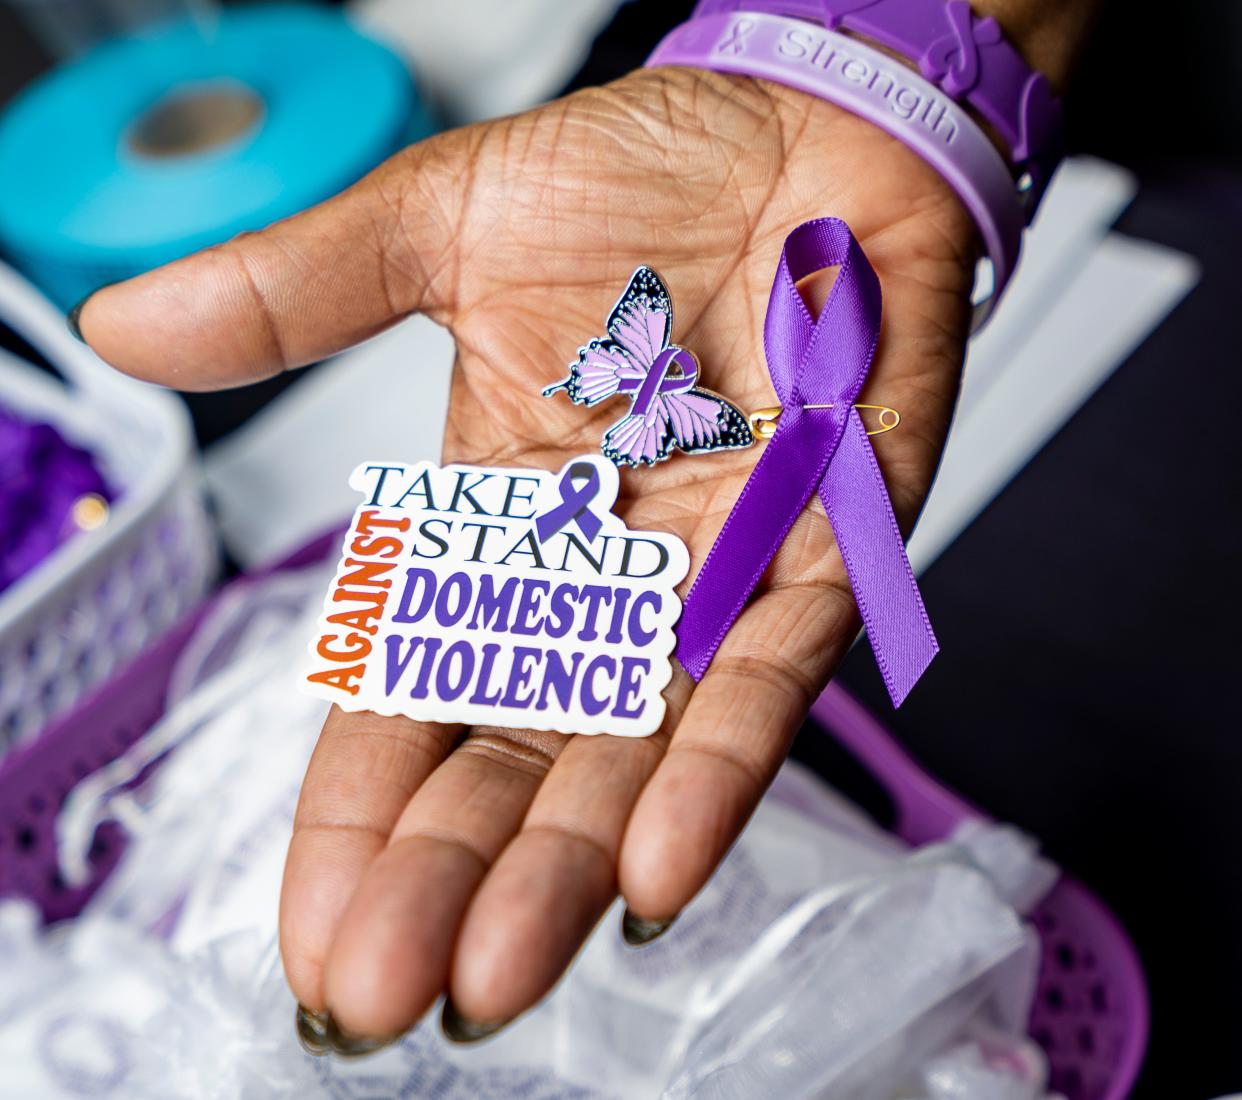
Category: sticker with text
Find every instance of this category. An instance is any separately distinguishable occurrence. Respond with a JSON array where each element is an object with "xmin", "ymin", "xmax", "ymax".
[{"xmin": 303, "ymin": 454, "xmax": 689, "ymax": 737}]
